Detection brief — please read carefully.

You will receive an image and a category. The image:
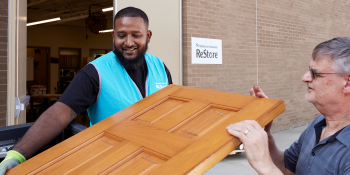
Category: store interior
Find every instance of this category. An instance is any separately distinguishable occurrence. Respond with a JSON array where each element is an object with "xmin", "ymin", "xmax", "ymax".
[{"xmin": 26, "ymin": 0, "xmax": 113, "ymax": 126}]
